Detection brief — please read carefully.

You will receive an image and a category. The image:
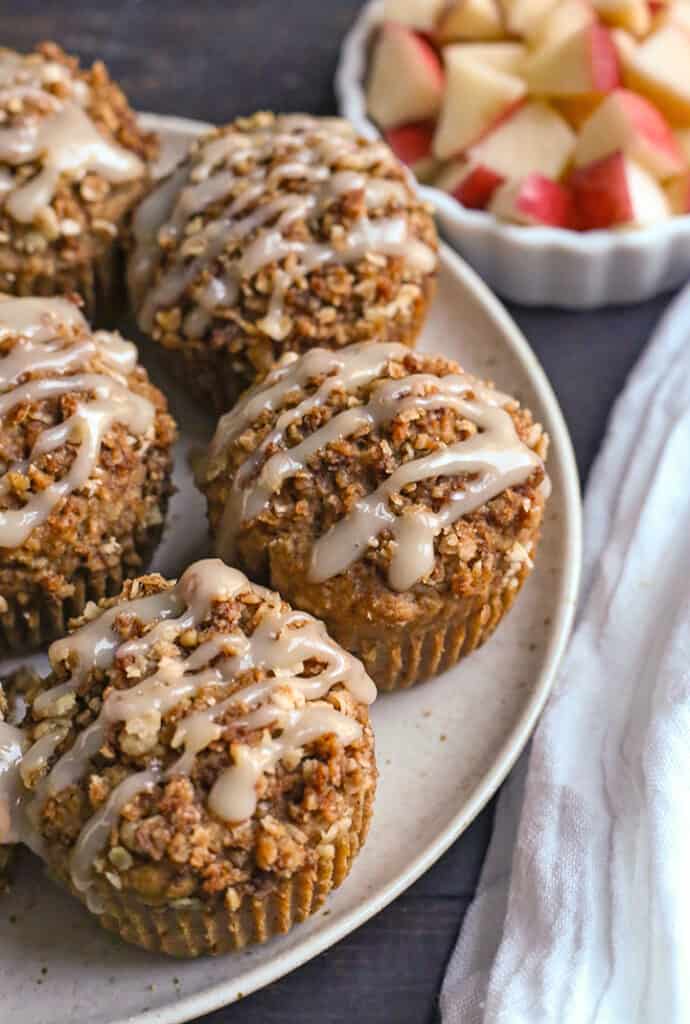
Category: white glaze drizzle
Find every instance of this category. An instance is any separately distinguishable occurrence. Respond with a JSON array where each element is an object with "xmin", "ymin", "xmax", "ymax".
[
  {"xmin": 0, "ymin": 720, "xmax": 28, "ymax": 844},
  {"xmin": 129, "ymin": 115, "xmax": 436, "ymax": 341},
  {"xmin": 18, "ymin": 559, "xmax": 374, "ymax": 909},
  {"xmin": 206, "ymin": 343, "xmax": 544, "ymax": 591},
  {"xmin": 0, "ymin": 48, "xmax": 143, "ymax": 224},
  {"xmin": 0, "ymin": 297, "xmax": 155, "ymax": 550}
]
